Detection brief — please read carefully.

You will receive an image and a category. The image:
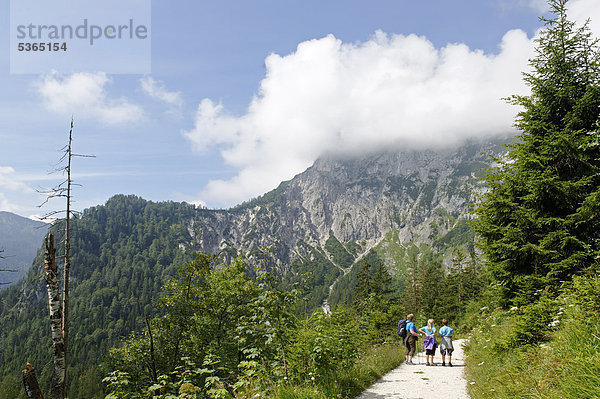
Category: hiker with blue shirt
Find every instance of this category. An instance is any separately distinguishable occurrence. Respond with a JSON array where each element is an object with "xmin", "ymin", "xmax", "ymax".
[
  {"xmin": 404, "ymin": 313, "xmax": 422, "ymax": 365},
  {"xmin": 419, "ymin": 319, "xmax": 438, "ymax": 366},
  {"xmin": 439, "ymin": 318, "xmax": 454, "ymax": 367}
]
